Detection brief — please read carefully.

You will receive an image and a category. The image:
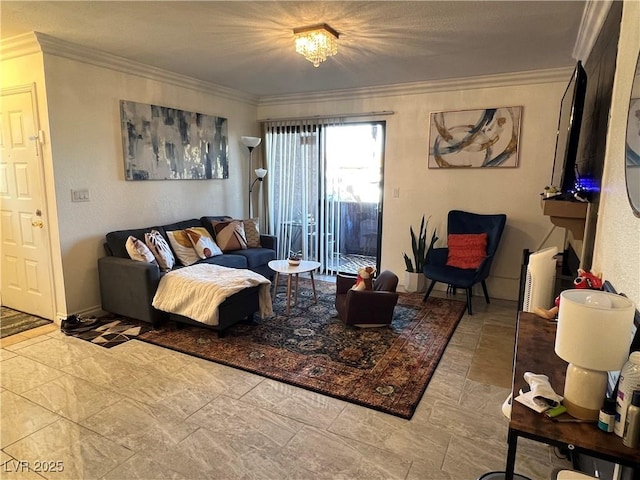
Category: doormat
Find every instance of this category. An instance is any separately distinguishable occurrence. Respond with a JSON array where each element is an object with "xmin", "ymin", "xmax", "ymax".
[
  {"xmin": 65, "ymin": 317, "xmax": 149, "ymax": 348},
  {"xmin": 1, "ymin": 307, "xmax": 52, "ymax": 339},
  {"xmin": 139, "ymin": 279, "xmax": 466, "ymax": 419}
]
